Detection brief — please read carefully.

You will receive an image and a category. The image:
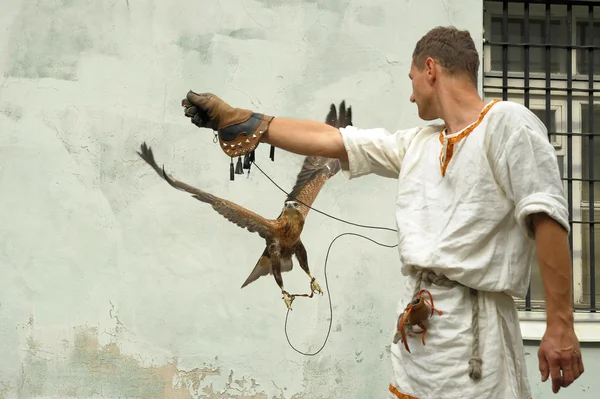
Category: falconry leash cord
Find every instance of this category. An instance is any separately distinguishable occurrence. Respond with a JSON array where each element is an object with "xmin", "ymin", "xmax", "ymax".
[
  {"xmin": 252, "ymin": 159, "xmax": 483, "ymax": 380},
  {"xmin": 250, "ymin": 160, "xmax": 399, "ymax": 356}
]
